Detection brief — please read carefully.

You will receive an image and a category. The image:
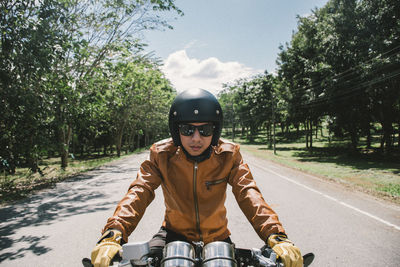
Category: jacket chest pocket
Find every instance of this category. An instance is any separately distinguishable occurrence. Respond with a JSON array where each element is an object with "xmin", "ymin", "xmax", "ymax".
[{"xmin": 205, "ymin": 177, "xmax": 228, "ymax": 190}]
